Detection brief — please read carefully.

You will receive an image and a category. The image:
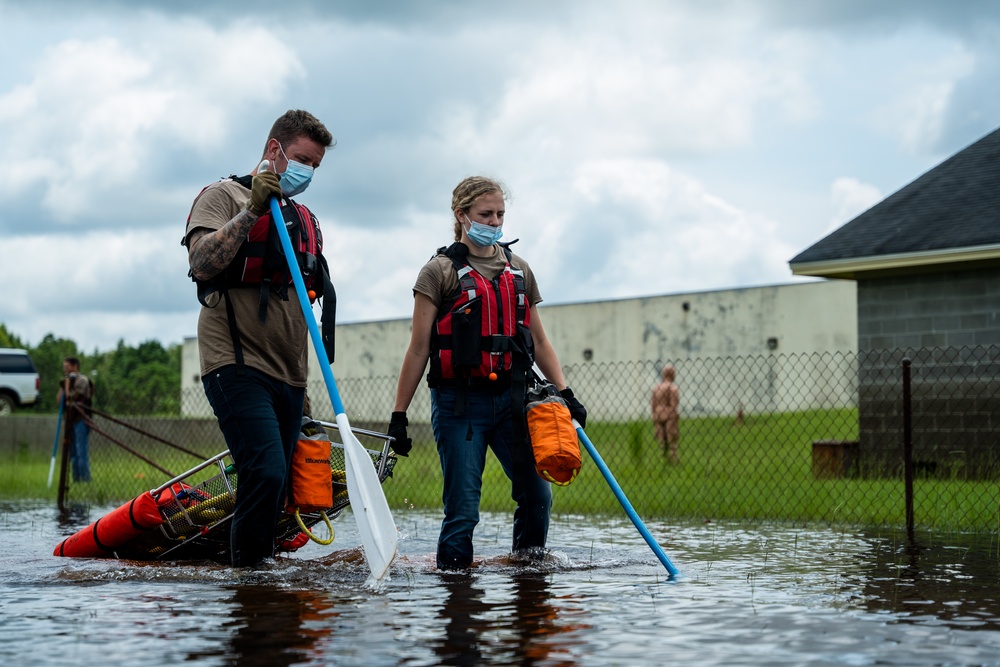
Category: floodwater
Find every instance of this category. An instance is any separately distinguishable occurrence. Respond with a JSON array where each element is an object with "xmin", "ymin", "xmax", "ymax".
[{"xmin": 3, "ymin": 502, "xmax": 1000, "ymax": 667}]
